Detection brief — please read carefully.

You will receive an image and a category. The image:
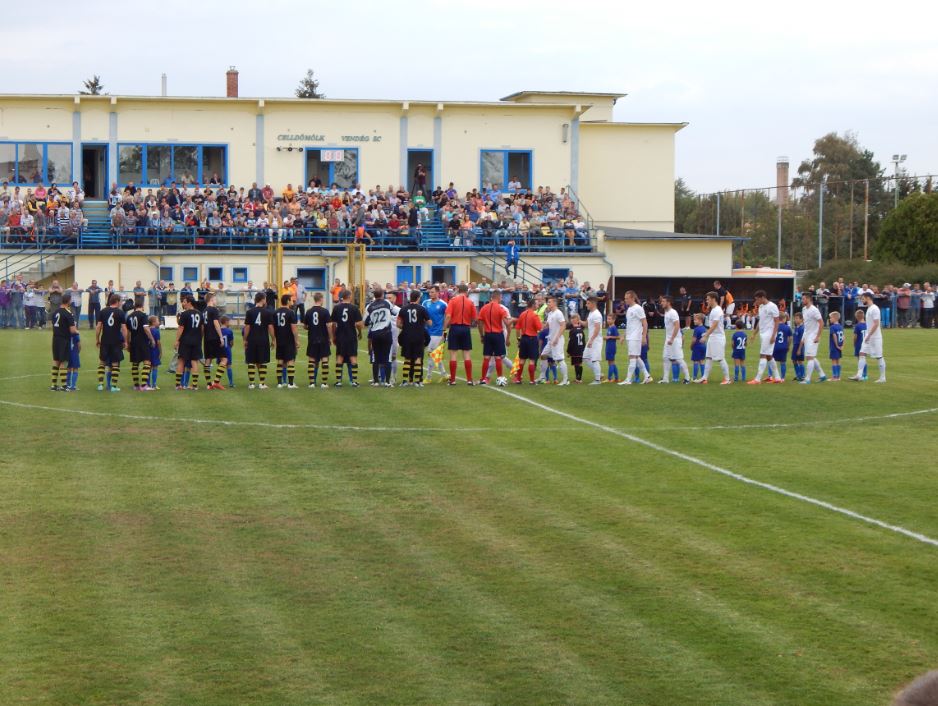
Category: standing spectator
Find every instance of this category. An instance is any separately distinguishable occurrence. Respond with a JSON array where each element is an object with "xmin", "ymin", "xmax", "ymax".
[
  {"xmin": 679, "ymin": 286, "xmax": 692, "ymax": 329},
  {"xmin": 911, "ymin": 283, "xmax": 922, "ymax": 327},
  {"xmin": 713, "ymin": 279, "xmax": 735, "ymax": 327},
  {"xmin": 86, "ymin": 279, "xmax": 103, "ymax": 329},
  {"xmin": 896, "ymin": 283, "xmax": 911, "ymax": 327},
  {"xmin": 67, "ymin": 281, "xmax": 83, "ymax": 324},
  {"xmin": 595, "ymin": 283, "xmax": 608, "ymax": 317},
  {"xmin": 0, "ymin": 280, "xmax": 10, "ymax": 328},
  {"xmin": 9, "ymin": 275, "xmax": 25, "ymax": 329},
  {"xmin": 921, "ymin": 282, "xmax": 935, "ymax": 329},
  {"xmin": 47, "ymin": 280, "xmax": 63, "ymax": 318},
  {"xmin": 504, "ymin": 239, "xmax": 520, "ymax": 279}
]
